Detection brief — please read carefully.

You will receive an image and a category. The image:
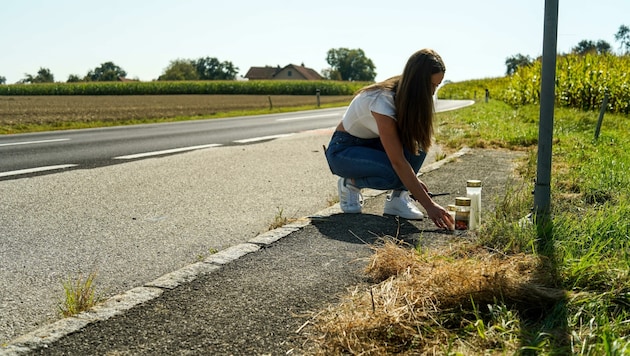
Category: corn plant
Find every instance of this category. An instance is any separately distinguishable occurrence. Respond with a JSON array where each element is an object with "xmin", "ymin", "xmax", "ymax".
[{"xmin": 439, "ymin": 53, "xmax": 630, "ymax": 115}]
